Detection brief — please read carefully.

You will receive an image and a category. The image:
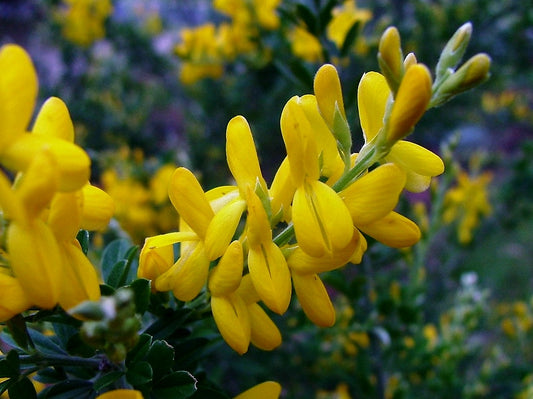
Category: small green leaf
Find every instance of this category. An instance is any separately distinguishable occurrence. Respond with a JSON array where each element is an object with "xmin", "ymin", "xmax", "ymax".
[
  {"xmin": 0, "ymin": 379, "xmax": 15, "ymax": 396},
  {"xmin": 93, "ymin": 370, "xmax": 125, "ymax": 392},
  {"xmin": 146, "ymin": 340, "xmax": 174, "ymax": 380},
  {"xmin": 129, "ymin": 279, "xmax": 151, "ymax": 315},
  {"xmin": 126, "ymin": 334, "xmax": 152, "ymax": 364},
  {"xmin": 296, "ymin": 3, "xmax": 317, "ymax": 34},
  {"xmin": 126, "ymin": 361, "xmax": 153, "ymax": 386},
  {"xmin": 0, "ymin": 350, "xmax": 20, "ymax": 378},
  {"xmin": 101, "ymin": 239, "xmax": 134, "ymax": 282},
  {"xmin": 28, "ymin": 329, "xmax": 67, "ymax": 356},
  {"xmin": 100, "ymin": 284, "xmax": 116, "ymax": 296},
  {"xmin": 106, "ymin": 260, "xmax": 128, "ymax": 288},
  {"xmin": 40, "ymin": 379, "xmax": 93, "ymax": 399},
  {"xmin": 76, "ymin": 230, "xmax": 90, "ymax": 255},
  {"xmin": 34, "ymin": 367, "xmax": 67, "ymax": 384},
  {"xmin": 8, "ymin": 376, "xmax": 36, "ymax": 399},
  {"xmin": 191, "ymin": 385, "xmax": 231, "ymax": 399},
  {"xmin": 152, "ymin": 371, "xmax": 197, "ymax": 399},
  {"xmin": 318, "ymin": 0, "xmax": 337, "ymax": 32}
]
